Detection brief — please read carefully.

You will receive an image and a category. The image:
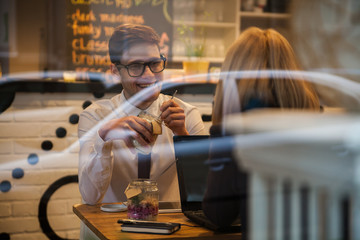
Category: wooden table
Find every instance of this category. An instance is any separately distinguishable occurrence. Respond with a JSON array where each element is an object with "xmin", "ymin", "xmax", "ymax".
[{"xmin": 73, "ymin": 203, "xmax": 242, "ymax": 239}]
